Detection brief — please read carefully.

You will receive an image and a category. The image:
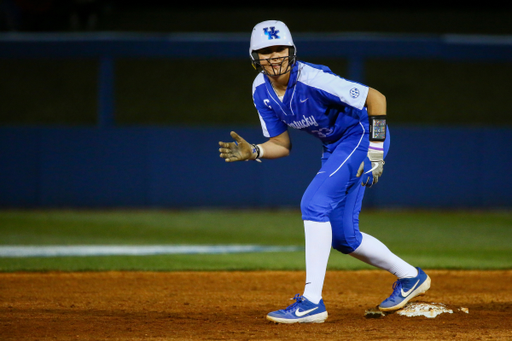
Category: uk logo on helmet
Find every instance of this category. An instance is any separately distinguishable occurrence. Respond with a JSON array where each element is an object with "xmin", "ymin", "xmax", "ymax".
[{"xmin": 263, "ymin": 27, "xmax": 280, "ymax": 40}]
